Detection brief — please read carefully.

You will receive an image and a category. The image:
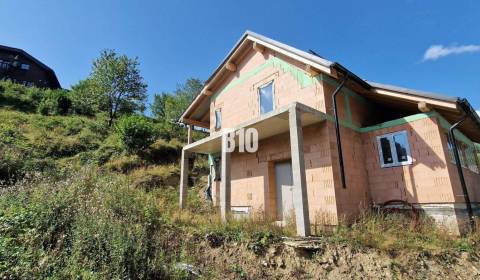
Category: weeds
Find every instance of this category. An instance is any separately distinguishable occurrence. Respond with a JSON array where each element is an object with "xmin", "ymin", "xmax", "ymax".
[
  {"xmin": 321, "ymin": 210, "xmax": 480, "ymax": 253},
  {"xmin": 0, "ymin": 168, "xmax": 179, "ymax": 279},
  {"xmin": 0, "ymin": 167, "xmax": 289, "ymax": 279}
]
